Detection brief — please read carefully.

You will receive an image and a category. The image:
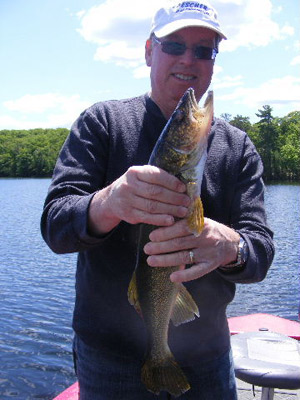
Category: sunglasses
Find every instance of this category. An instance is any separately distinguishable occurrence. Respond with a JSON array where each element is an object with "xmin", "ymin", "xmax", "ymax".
[{"xmin": 152, "ymin": 35, "xmax": 218, "ymax": 60}]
